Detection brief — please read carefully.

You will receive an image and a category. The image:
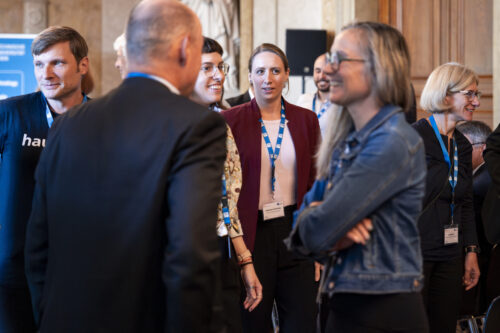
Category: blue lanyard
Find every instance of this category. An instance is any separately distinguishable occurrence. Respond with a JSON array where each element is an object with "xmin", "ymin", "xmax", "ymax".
[
  {"xmin": 221, "ymin": 174, "xmax": 232, "ymax": 258},
  {"xmin": 45, "ymin": 94, "xmax": 88, "ymax": 128},
  {"xmin": 312, "ymin": 93, "xmax": 330, "ymax": 119},
  {"xmin": 221, "ymin": 174, "xmax": 231, "ymax": 228},
  {"xmin": 259, "ymin": 100, "xmax": 286, "ymax": 195},
  {"xmin": 429, "ymin": 115, "xmax": 458, "ymax": 223}
]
